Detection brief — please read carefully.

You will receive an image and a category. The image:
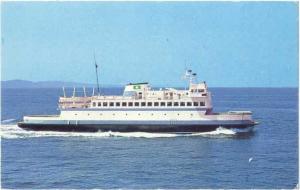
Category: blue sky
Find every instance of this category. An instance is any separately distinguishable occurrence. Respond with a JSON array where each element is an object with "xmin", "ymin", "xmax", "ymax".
[{"xmin": 1, "ymin": 2, "xmax": 298, "ymax": 87}]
